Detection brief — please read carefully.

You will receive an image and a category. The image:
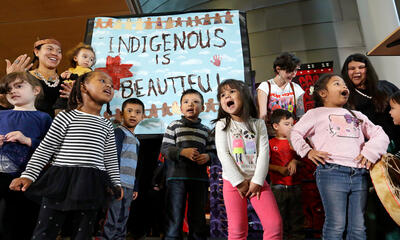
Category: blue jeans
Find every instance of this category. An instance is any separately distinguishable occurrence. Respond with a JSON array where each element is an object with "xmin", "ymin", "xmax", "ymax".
[
  {"xmin": 102, "ymin": 186, "xmax": 134, "ymax": 240},
  {"xmin": 316, "ymin": 163, "xmax": 368, "ymax": 240},
  {"xmin": 164, "ymin": 179, "xmax": 208, "ymax": 240}
]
